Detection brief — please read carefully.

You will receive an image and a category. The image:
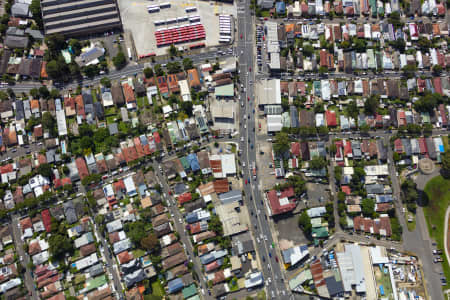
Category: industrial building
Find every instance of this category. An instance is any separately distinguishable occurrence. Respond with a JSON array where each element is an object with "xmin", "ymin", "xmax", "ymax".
[{"xmin": 40, "ymin": 0, "xmax": 122, "ymax": 36}]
